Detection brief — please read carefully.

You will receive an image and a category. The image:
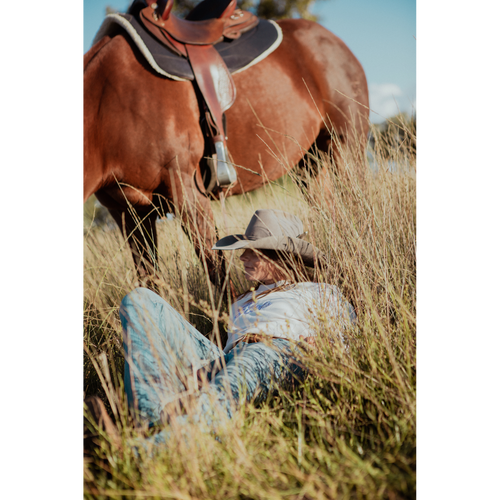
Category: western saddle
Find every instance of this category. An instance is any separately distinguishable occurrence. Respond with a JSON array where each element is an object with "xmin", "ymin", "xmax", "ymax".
[{"xmin": 134, "ymin": 0, "xmax": 259, "ymax": 192}]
